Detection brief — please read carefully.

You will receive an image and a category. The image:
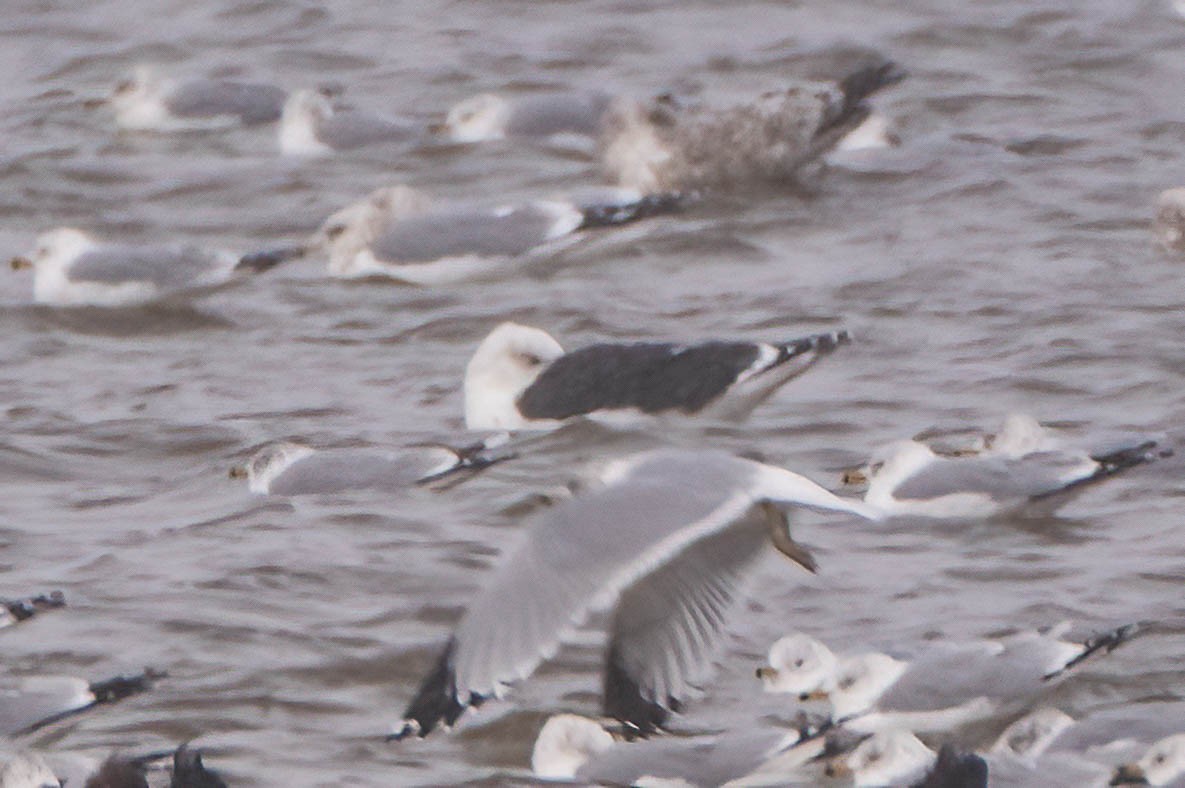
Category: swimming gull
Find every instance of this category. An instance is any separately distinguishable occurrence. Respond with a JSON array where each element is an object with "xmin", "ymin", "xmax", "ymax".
[
  {"xmin": 229, "ymin": 439, "xmax": 504, "ymax": 496},
  {"xmin": 989, "ymin": 707, "xmax": 1077, "ymax": 761},
  {"xmin": 0, "ymin": 750, "xmax": 59, "ymax": 788},
  {"xmin": 389, "ymin": 449, "xmax": 879, "ymax": 740},
  {"xmin": 531, "ymin": 713, "xmax": 830, "ymax": 786},
  {"xmin": 0, "ymin": 668, "xmax": 164, "ymax": 736},
  {"xmin": 598, "ymin": 59, "xmax": 905, "ymax": 193},
  {"xmin": 1155, "ymin": 188, "xmax": 1185, "ymax": 251},
  {"xmin": 847, "ymin": 415, "xmax": 1164, "ymax": 519},
  {"xmin": 464, "ymin": 322, "xmax": 850, "ymax": 431},
  {"xmin": 1, "ymin": 590, "xmax": 65, "ymax": 629},
  {"xmin": 436, "ymin": 91, "xmax": 611, "ymax": 145},
  {"xmin": 820, "ymin": 731, "xmax": 986, "ymax": 788},
  {"xmin": 758, "ymin": 625, "xmax": 1134, "ymax": 733},
  {"xmin": 10, "ymin": 228, "xmax": 292, "ymax": 307},
  {"xmin": 103, "ymin": 66, "xmax": 287, "ymax": 131},
  {"xmin": 278, "ymin": 89, "xmax": 417, "ymax": 156},
  {"xmin": 295, "ymin": 183, "xmax": 683, "ymax": 282},
  {"xmin": 1111, "ymin": 734, "xmax": 1185, "ymax": 786}
]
